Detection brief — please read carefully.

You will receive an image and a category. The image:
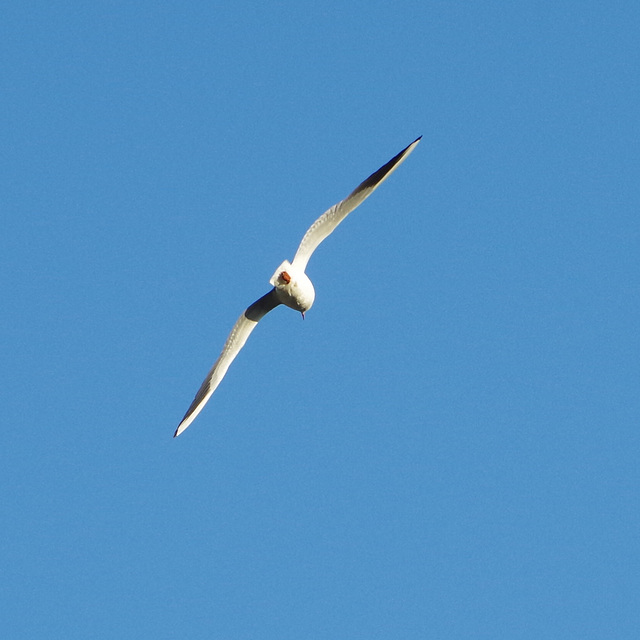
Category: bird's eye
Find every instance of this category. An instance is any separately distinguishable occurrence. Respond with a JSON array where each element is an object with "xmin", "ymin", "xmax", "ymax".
[{"xmin": 280, "ymin": 271, "xmax": 291, "ymax": 284}]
